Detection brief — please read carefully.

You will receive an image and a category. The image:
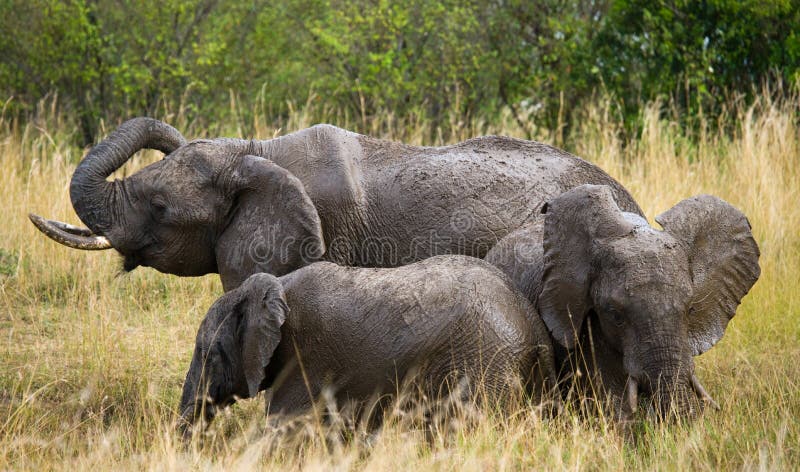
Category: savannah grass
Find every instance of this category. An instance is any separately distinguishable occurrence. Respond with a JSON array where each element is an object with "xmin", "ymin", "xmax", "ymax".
[{"xmin": 1, "ymin": 91, "xmax": 798, "ymax": 470}]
